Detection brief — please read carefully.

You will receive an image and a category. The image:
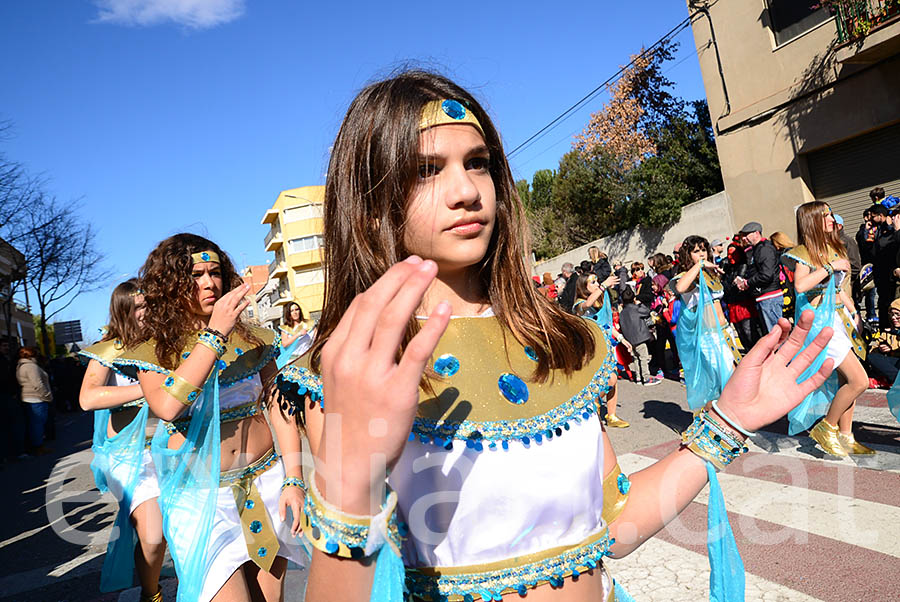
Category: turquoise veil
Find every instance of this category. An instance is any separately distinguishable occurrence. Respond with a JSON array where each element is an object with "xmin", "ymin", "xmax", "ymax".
[
  {"xmin": 675, "ymin": 270, "xmax": 734, "ymax": 410},
  {"xmin": 150, "ymin": 367, "xmax": 222, "ymax": 602},
  {"xmin": 787, "ymin": 272, "xmax": 839, "ymax": 435}
]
